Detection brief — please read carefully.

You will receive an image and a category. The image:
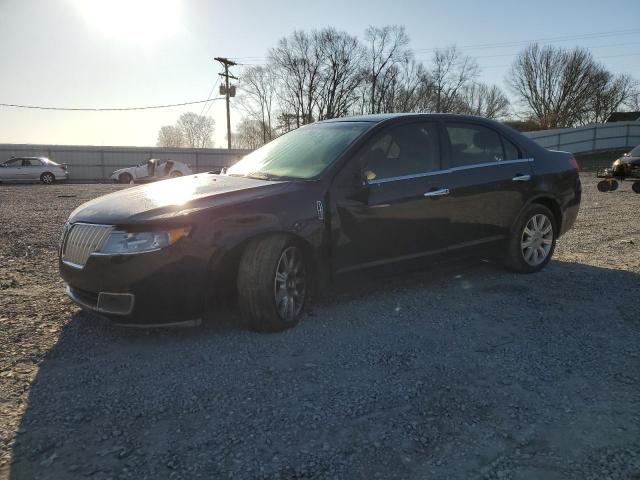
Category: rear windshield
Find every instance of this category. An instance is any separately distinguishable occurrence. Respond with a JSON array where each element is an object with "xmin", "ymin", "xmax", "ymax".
[
  {"xmin": 227, "ymin": 122, "xmax": 371, "ymax": 180},
  {"xmin": 629, "ymin": 145, "xmax": 640, "ymax": 157}
]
